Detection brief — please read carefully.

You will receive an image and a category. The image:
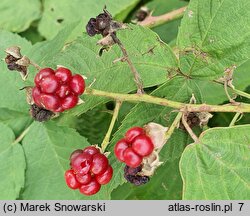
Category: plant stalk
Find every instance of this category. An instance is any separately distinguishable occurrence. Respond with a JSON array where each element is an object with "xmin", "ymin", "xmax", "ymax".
[
  {"xmin": 85, "ymin": 88, "xmax": 250, "ymax": 113},
  {"xmin": 138, "ymin": 6, "xmax": 187, "ymax": 28},
  {"xmin": 110, "ymin": 33, "xmax": 144, "ymax": 94}
]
